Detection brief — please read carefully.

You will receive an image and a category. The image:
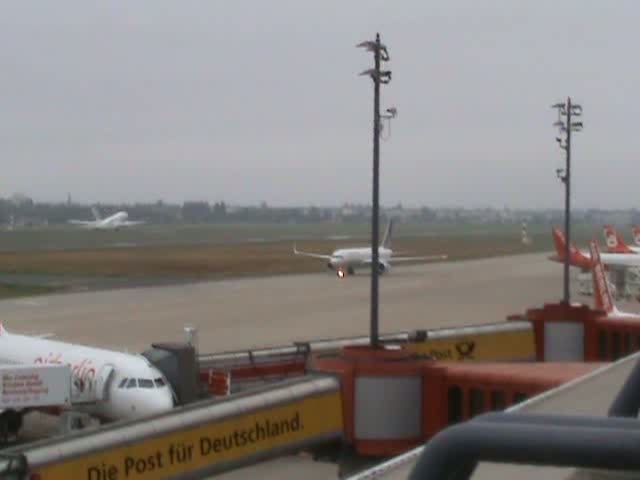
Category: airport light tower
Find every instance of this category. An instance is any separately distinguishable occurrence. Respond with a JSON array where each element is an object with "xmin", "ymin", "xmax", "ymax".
[
  {"xmin": 552, "ymin": 98, "xmax": 583, "ymax": 305},
  {"xmin": 357, "ymin": 33, "xmax": 394, "ymax": 348}
]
